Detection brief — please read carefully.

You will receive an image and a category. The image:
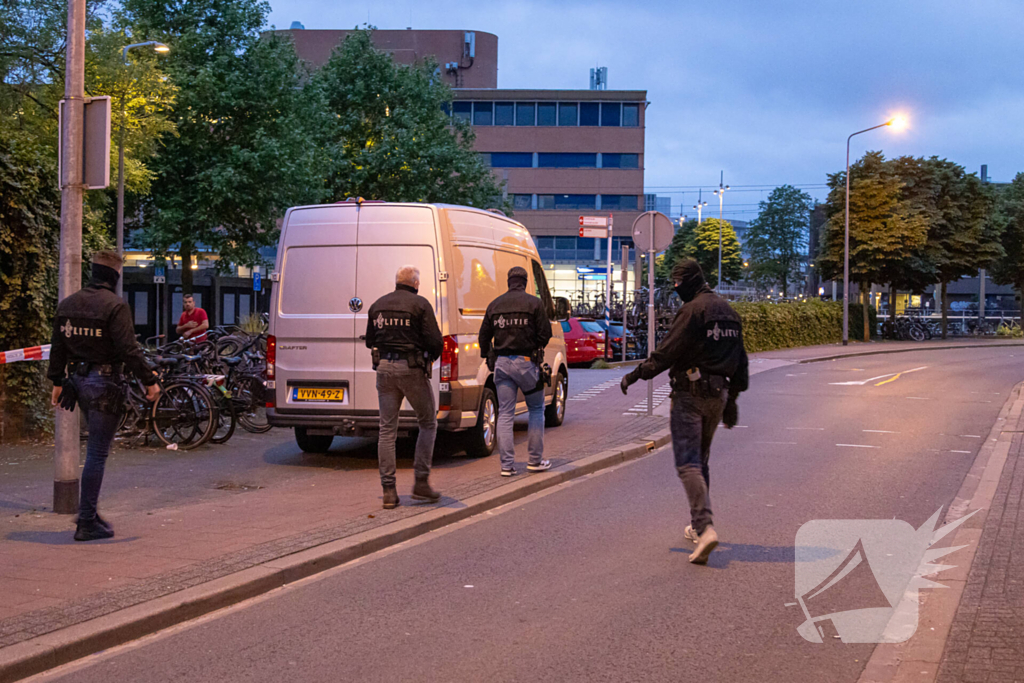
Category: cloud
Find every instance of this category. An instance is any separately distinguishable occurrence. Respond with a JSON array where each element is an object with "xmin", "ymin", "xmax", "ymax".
[{"xmin": 268, "ymin": 0, "xmax": 1024, "ymax": 216}]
